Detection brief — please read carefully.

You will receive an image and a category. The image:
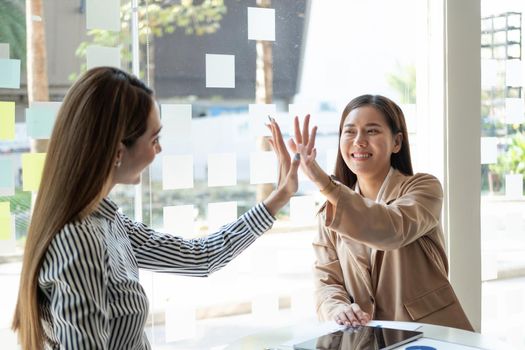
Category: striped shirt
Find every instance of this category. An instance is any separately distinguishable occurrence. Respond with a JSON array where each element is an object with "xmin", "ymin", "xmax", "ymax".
[{"xmin": 38, "ymin": 198, "xmax": 274, "ymax": 349}]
